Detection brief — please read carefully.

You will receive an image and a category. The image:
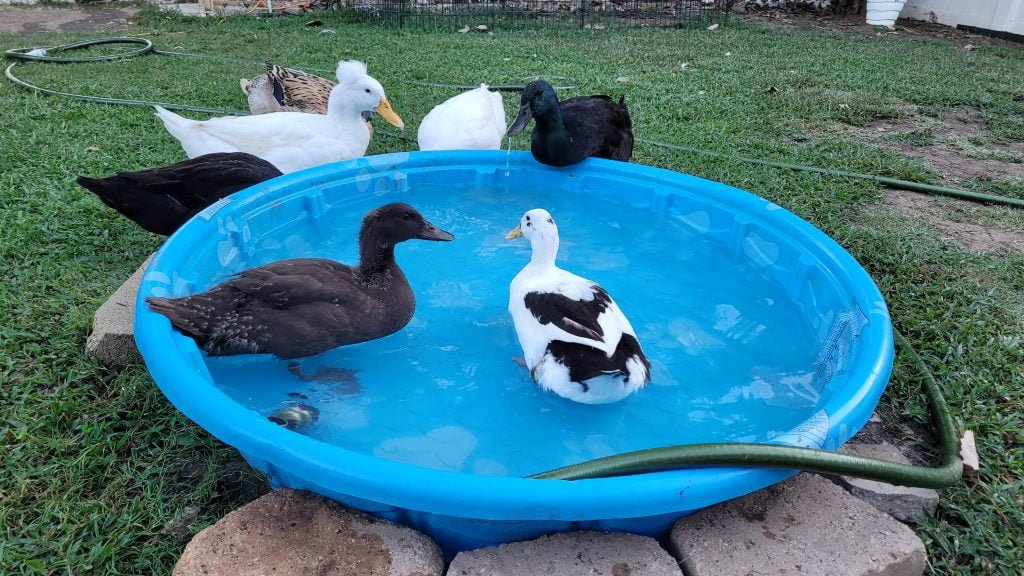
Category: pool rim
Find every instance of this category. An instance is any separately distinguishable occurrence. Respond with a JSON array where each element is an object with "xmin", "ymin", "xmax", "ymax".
[{"xmin": 134, "ymin": 150, "xmax": 894, "ymax": 522}]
